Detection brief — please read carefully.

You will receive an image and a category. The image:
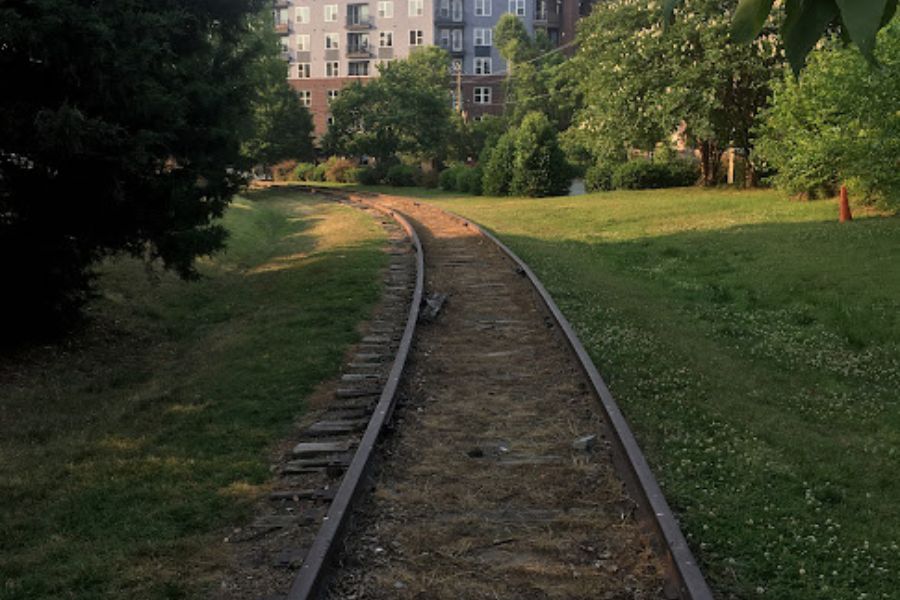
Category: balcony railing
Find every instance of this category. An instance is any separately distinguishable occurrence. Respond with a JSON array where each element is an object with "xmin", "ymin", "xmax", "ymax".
[
  {"xmin": 347, "ymin": 44, "xmax": 373, "ymax": 58},
  {"xmin": 274, "ymin": 22, "xmax": 290, "ymax": 34},
  {"xmin": 346, "ymin": 16, "xmax": 373, "ymax": 29}
]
